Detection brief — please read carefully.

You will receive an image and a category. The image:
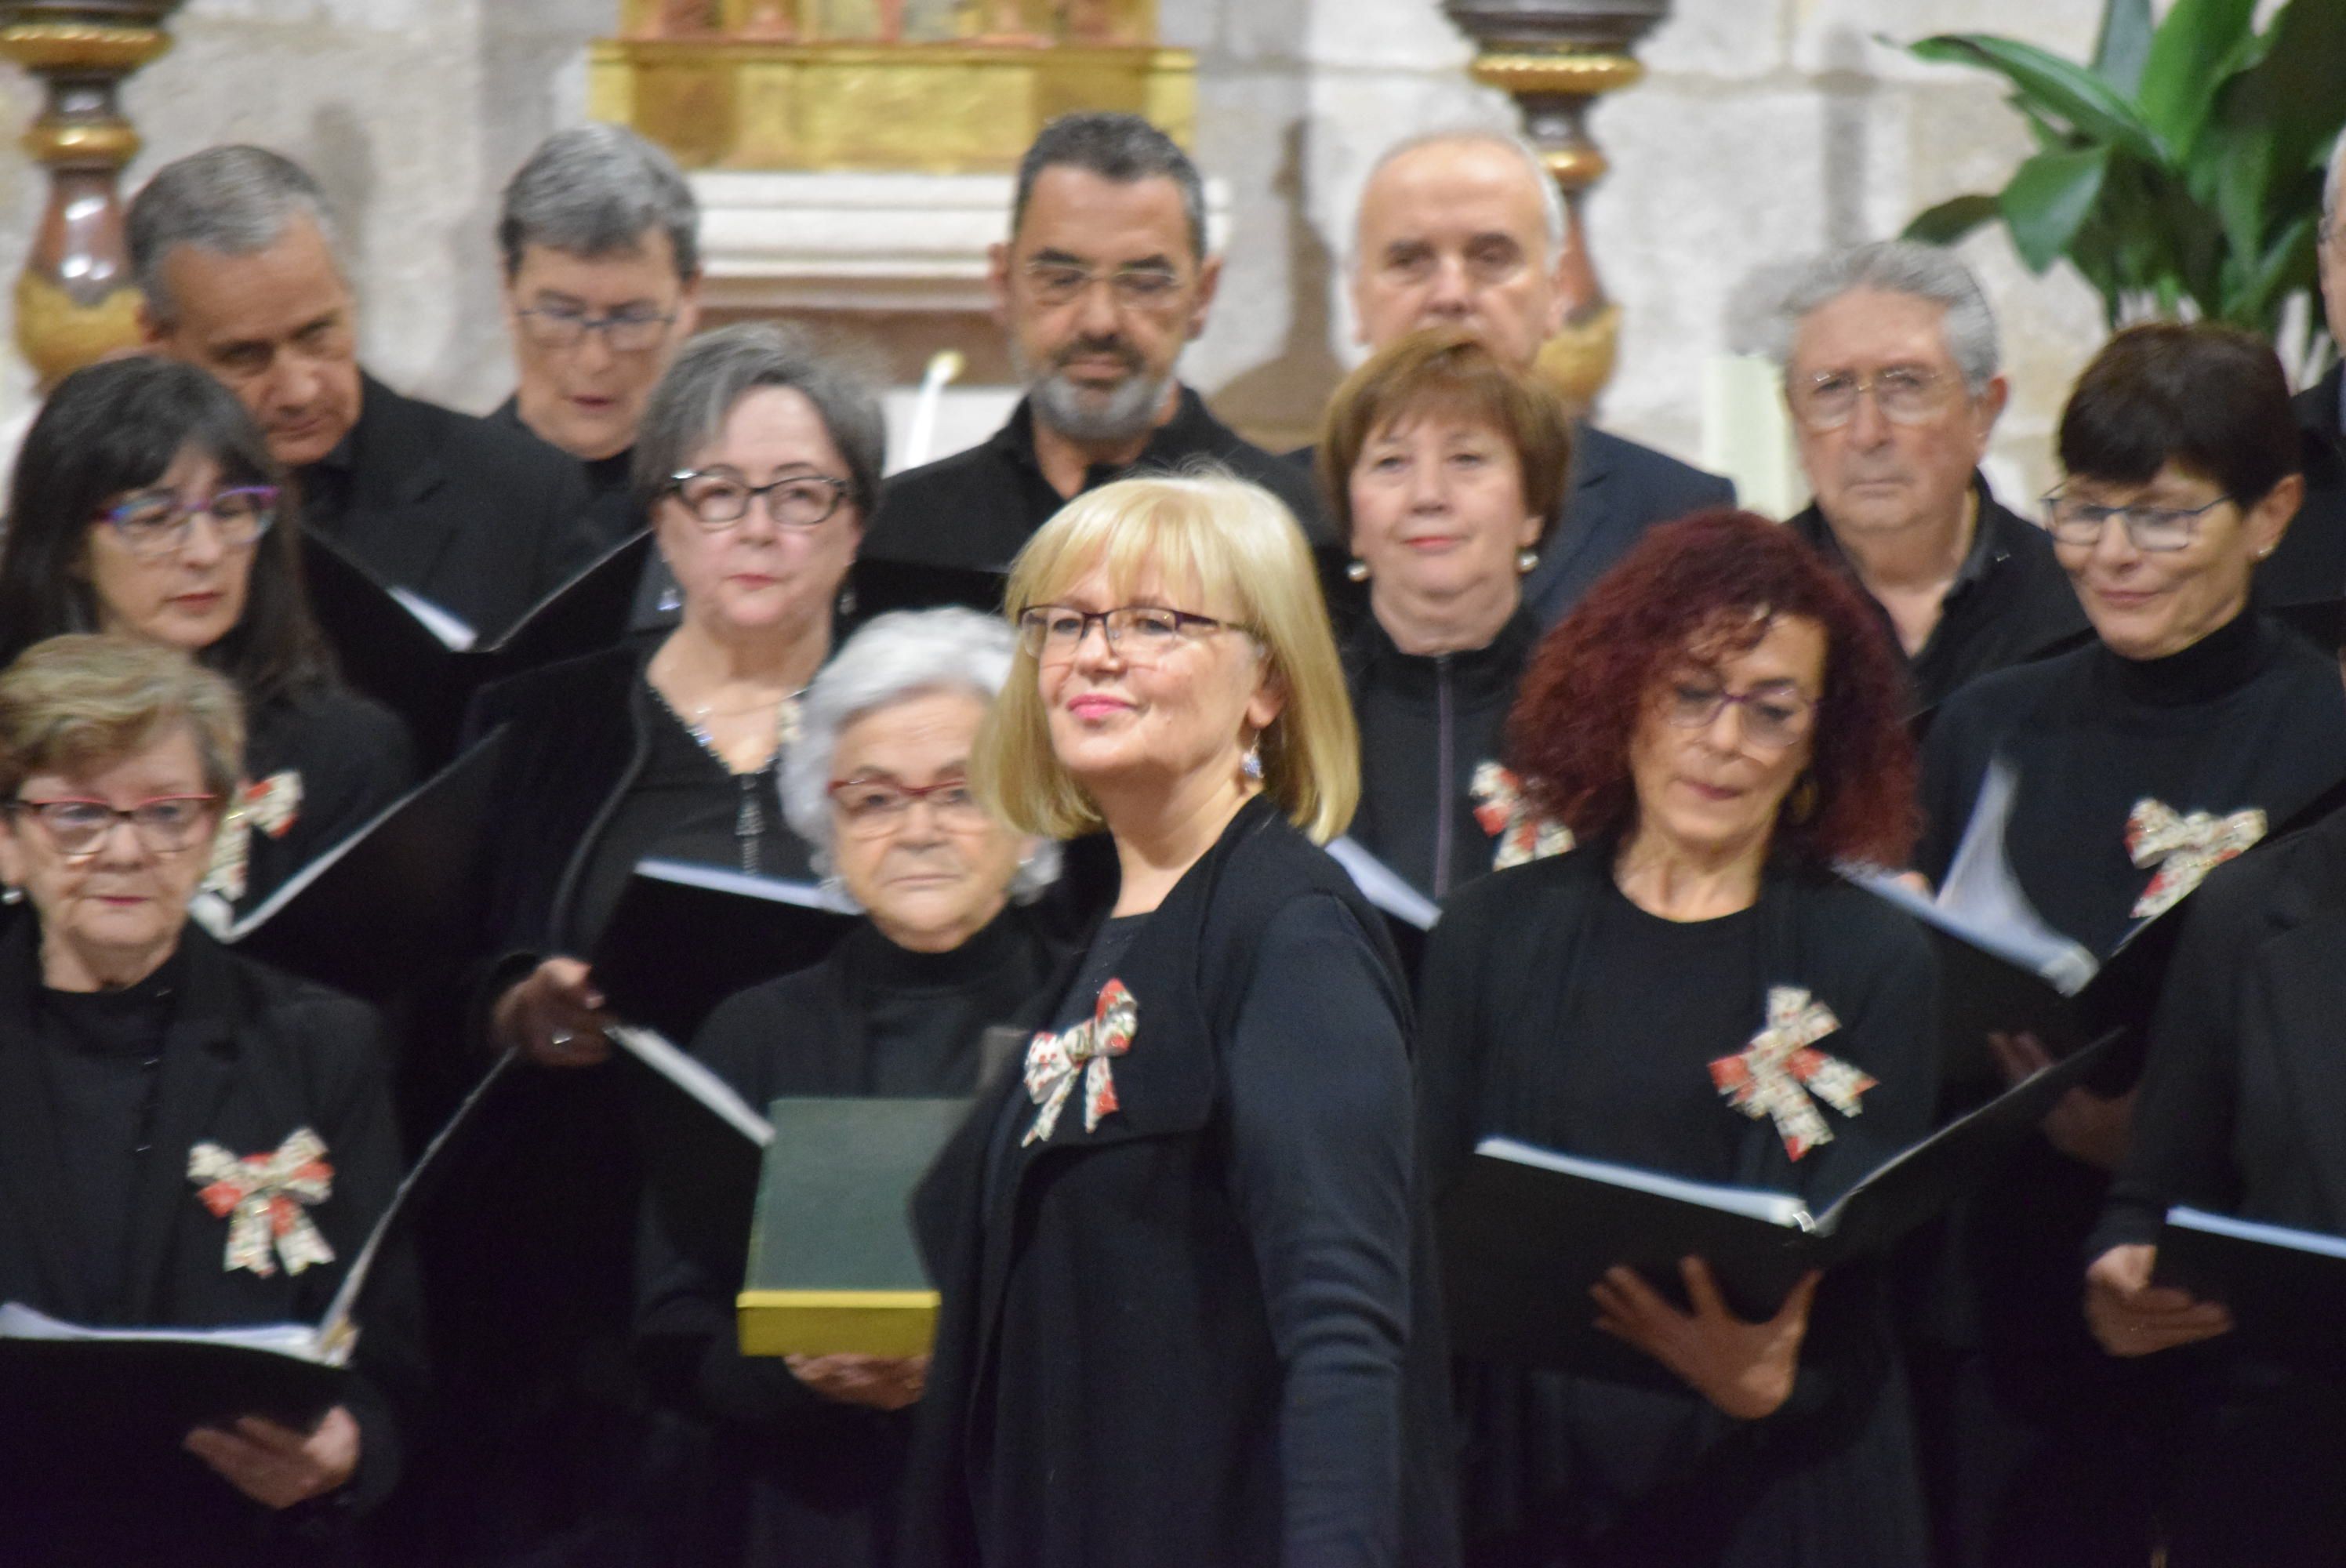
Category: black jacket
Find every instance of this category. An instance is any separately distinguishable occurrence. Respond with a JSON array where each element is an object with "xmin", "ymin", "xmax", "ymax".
[
  {"xmin": 1787, "ymin": 474, "xmax": 2089, "ymax": 713},
  {"xmin": 296, "ymin": 373, "xmax": 598, "ymax": 643},
  {"xmin": 488, "ymin": 394, "xmax": 679, "ymax": 630},
  {"xmin": 901, "ymin": 796, "xmax": 1460, "ymax": 1567},
  {"xmin": 231, "ymin": 684, "xmax": 416, "ymax": 916},
  {"xmin": 2272, "ymin": 366, "xmax": 2346, "ymax": 628},
  {"xmin": 1521, "ymin": 425, "xmax": 1734, "ymax": 628},
  {"xmin": 0, "ymin": 921, "xmax": 413, "ymax": 1566},
  {"xmin": 1343, "ymin": 607, "xmax": 1539, "ymax": 900},
  {"xmin": 865, "ymin": 387, "xmax": 1330, "ymax": 572}
]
